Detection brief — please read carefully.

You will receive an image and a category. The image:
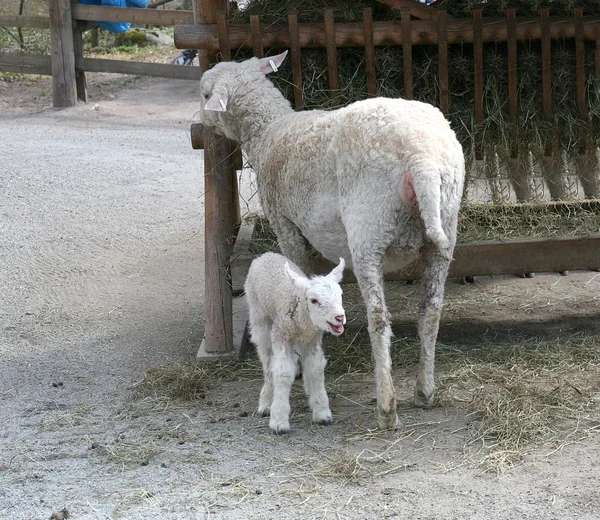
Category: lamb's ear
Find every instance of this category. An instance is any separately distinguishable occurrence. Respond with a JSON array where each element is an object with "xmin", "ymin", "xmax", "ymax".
[
  {"xmin": 258, "ymin": 51, "xmax": 288, "ymax": 74},
  {"xmin": 285, "ymin": 261, "xmax": 309, "ymax": 291},
  {"xmin": 327, "ymin": 258, "xmax": 345, "ymax": 283},
  {"xmin": 204, "ymin": 90, "xmax": 229, "ymax": 112}
]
